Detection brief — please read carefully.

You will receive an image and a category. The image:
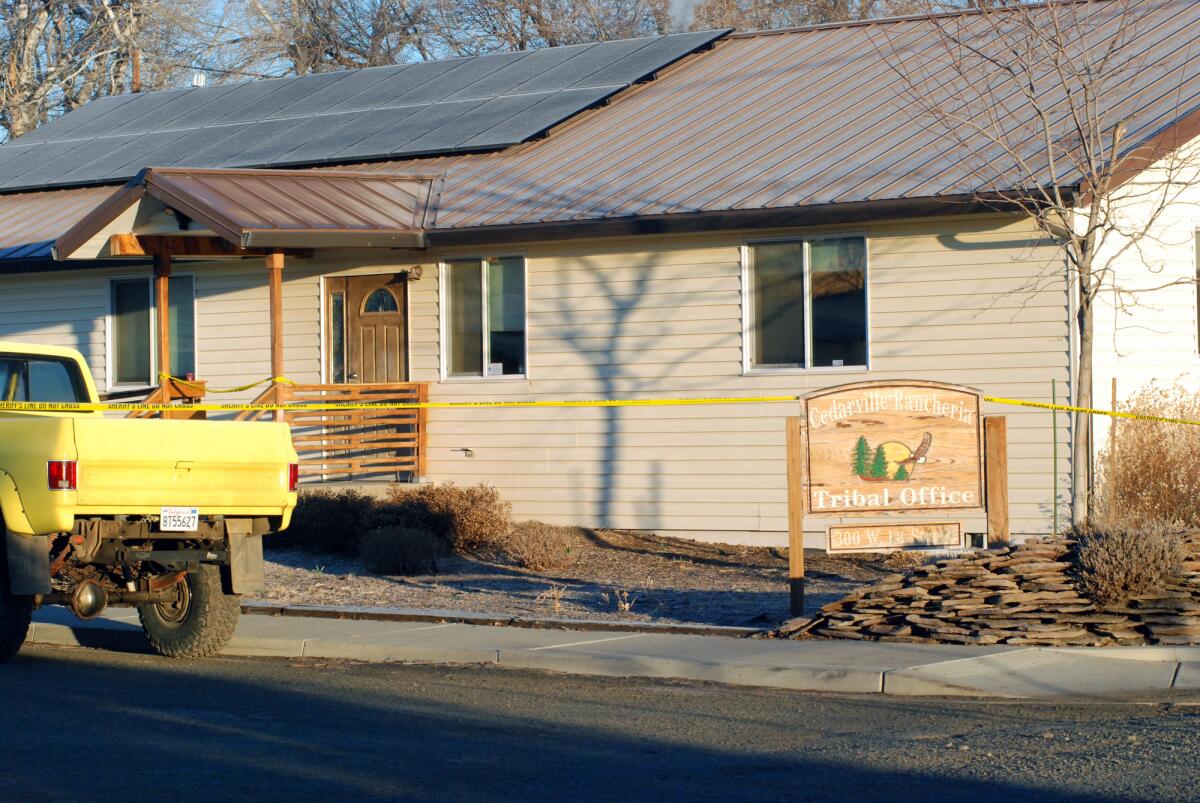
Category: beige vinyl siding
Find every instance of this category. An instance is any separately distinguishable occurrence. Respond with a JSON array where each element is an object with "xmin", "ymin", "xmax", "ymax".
[
  {"xmin": 0, "ymin": 212, "xmax": 1070, "ymax": 545},
  {"xmin": 406, "ymin": 214, "xmax": 1071, "ymax": 545},
  {"xmin": 0, "ymin": 268, "xmax": 109, "ymax": 387}
]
